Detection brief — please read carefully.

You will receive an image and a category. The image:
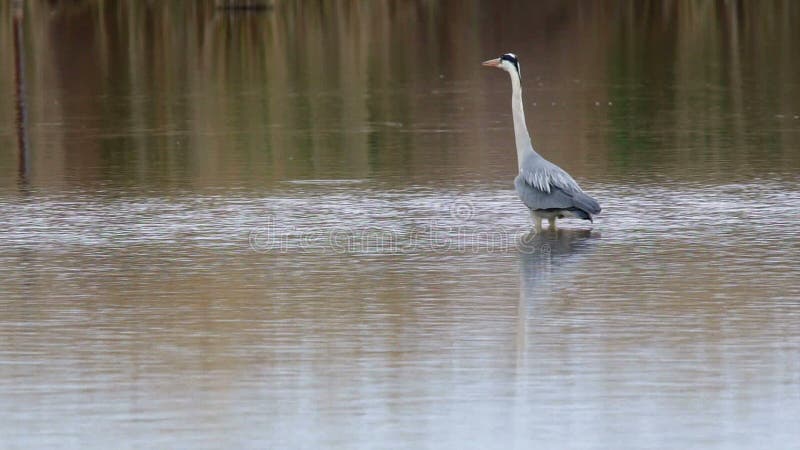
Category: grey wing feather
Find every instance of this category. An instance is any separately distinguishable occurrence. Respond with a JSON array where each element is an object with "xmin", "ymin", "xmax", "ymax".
[
  {"xmin": 568, "ymin": 188, "xmax": 601, "ymax": 214},
  {"xmin": 514, "ymin": 153, "xmax": 601, "ymax": 215}
]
